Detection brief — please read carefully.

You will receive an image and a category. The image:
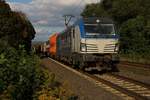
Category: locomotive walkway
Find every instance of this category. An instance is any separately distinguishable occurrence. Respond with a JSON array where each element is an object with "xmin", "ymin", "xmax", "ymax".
[{"xmin": 42, "ymin": 58, "xmax": 131, "ymax": 100}]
